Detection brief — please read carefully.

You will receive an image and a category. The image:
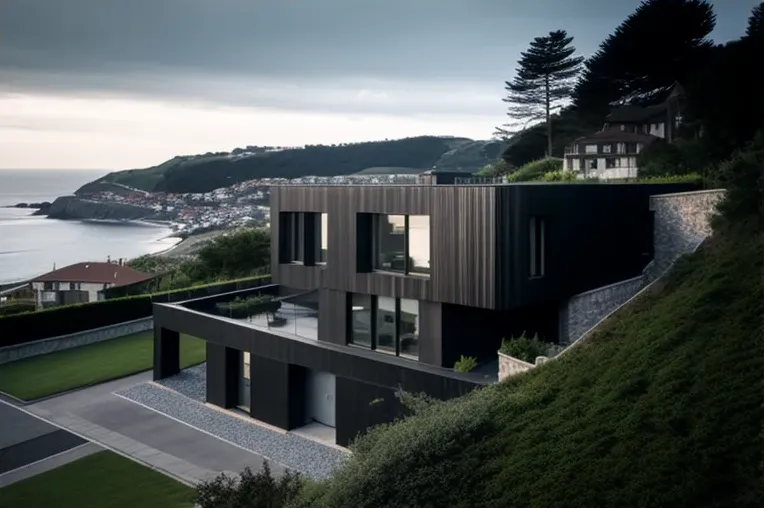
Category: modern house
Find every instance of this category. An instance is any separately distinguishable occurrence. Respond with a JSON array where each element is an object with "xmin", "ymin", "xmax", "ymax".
[
  {"xmin": 152, "ymin": 178, "xmax": 696, "ymax": 447},
  {"xmin": 565, "ymin": 83, "xmax": 687, "ymax": 179},
  {"xmin": 31, "ymin": 261, "xmax": 153, "ymax": 308}
]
